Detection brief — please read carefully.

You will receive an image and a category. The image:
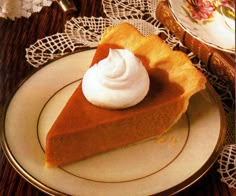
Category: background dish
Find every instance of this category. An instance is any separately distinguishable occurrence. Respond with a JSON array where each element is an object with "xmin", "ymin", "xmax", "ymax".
[
  {"xmin": 1, "ymin": 50, "xmax": 226, "ymax": 195},
  {"xmin": 168, "ymin": 0, "xmax": 235, "ymax": 53}
]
